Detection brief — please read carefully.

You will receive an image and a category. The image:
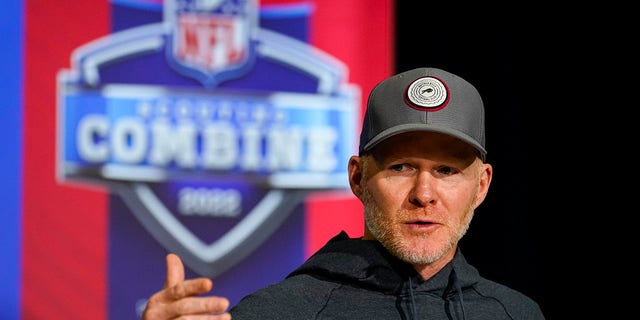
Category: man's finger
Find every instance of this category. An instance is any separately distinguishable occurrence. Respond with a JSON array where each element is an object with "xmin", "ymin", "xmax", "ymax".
[
  {"xmin": 162, "ymin": 253, "xmax": 213, "ymax": 300},
  {"xmin": 171, "ymin": 295, "xmax": 230, "ymax": 316},
  {"xmin": 164, "ymin": 253, "xmax": 184, "ymax": 289}
]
